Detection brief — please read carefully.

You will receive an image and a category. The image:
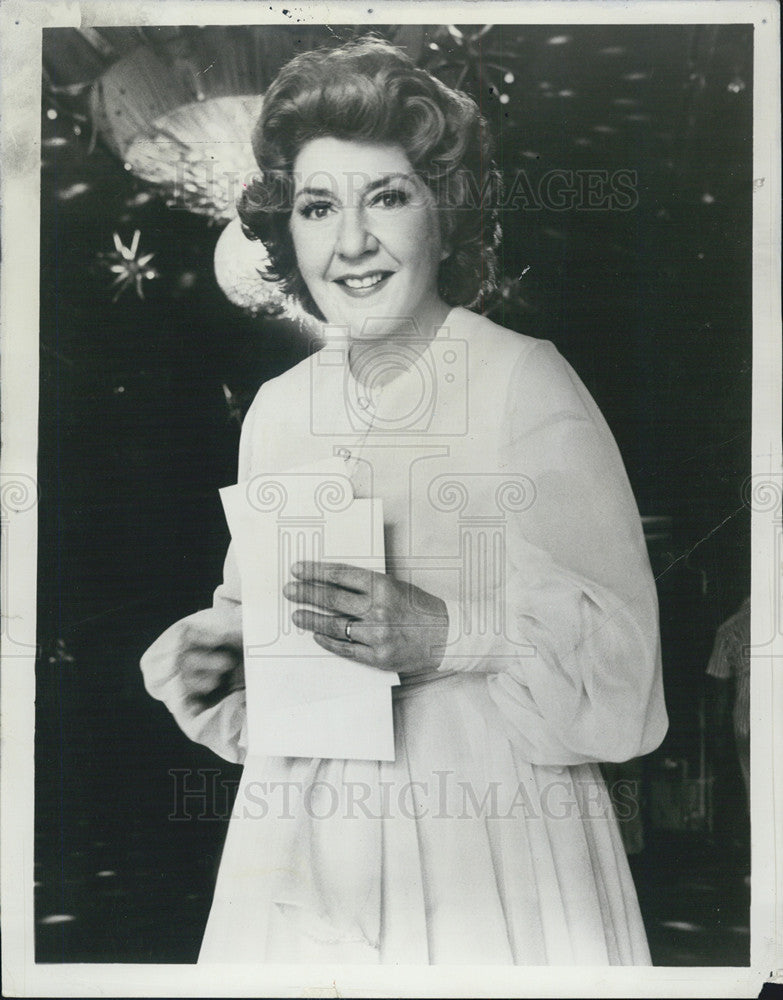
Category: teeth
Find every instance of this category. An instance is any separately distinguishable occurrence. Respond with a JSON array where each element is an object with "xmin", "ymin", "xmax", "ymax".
[{"xmin": 342, "ymin": 273, "xmax": 386, "ymax": 289}]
